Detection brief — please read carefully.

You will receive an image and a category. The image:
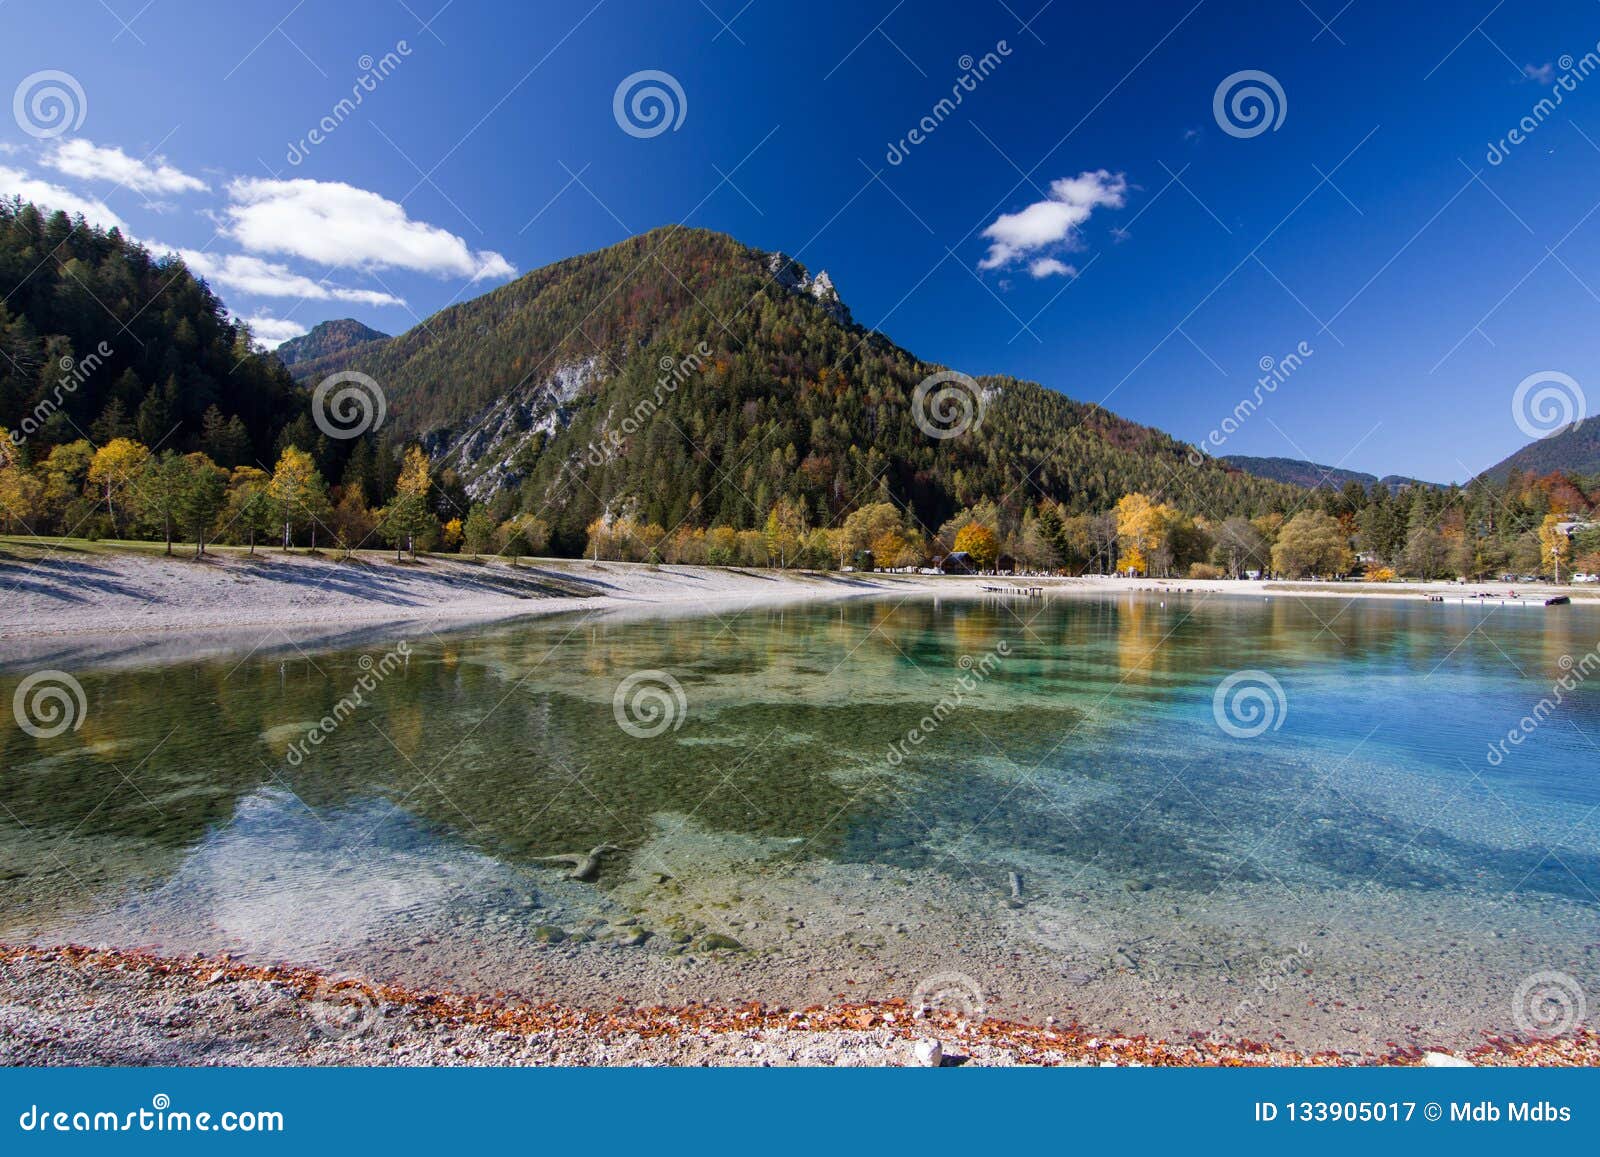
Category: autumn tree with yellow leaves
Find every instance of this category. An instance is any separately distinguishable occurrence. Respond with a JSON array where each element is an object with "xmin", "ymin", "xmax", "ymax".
[
  {"xmin": 87, "ymin": 437, "xmax": 150, "ymax": 536},
  {"xmin": 953, "ymin": 522, "xmax": 999, "ymax": 571}
]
